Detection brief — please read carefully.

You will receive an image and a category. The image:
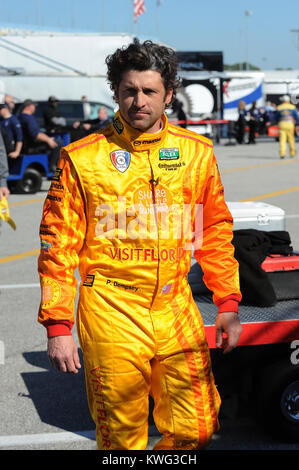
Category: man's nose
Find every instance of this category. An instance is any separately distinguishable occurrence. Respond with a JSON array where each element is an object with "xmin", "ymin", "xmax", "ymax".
[{"xmin": 133, "ymin": 91, "xmax": 146, "ymax": 108}]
